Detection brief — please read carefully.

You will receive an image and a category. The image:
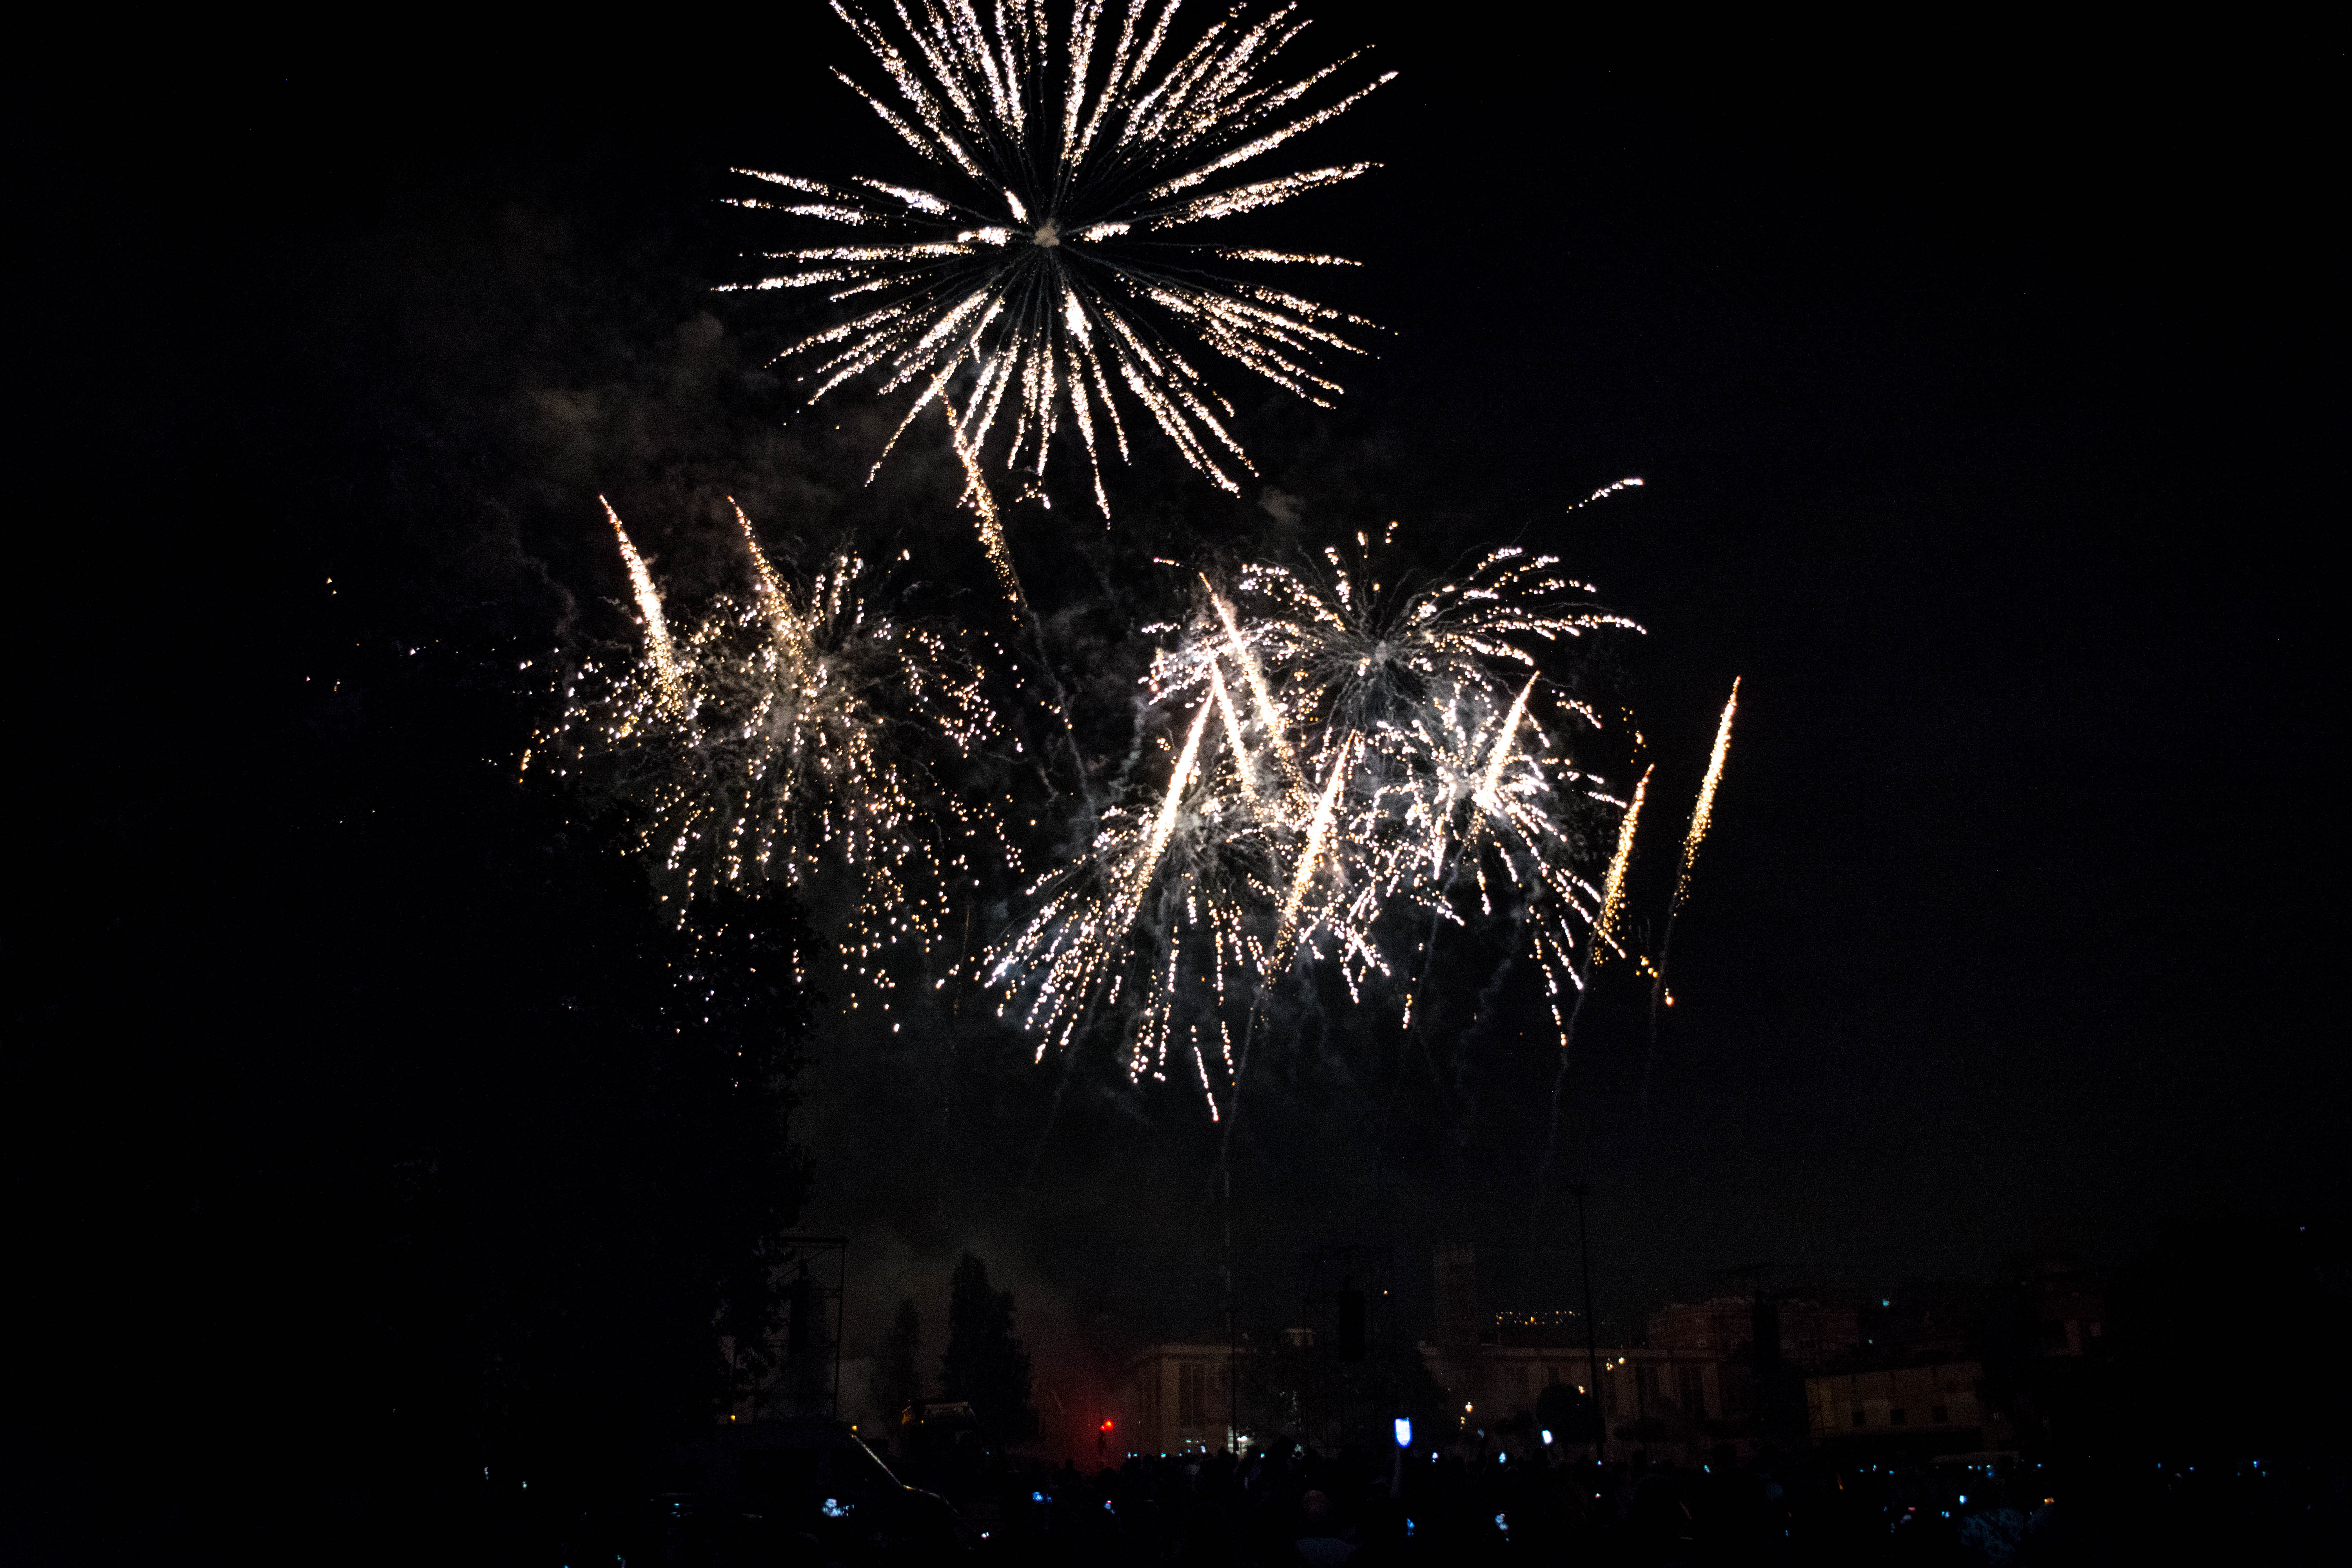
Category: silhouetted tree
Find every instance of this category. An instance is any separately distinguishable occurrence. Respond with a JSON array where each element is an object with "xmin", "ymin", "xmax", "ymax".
[
  {"xmin": 871, "ymin": 1296, "xmax": 925, "ymax": 1431},
  {"xmin": 941, "ymin": 1253, "xmax": 1036, "ymax": 1444}
]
